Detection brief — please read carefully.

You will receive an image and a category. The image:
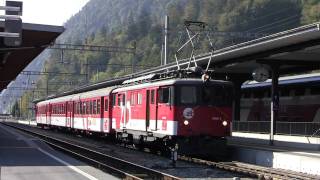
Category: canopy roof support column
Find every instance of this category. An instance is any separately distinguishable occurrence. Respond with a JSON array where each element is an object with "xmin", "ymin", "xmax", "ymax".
[{"xmin": 269, "ymin": 64, "xmax": 280, "ymax": 145}]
